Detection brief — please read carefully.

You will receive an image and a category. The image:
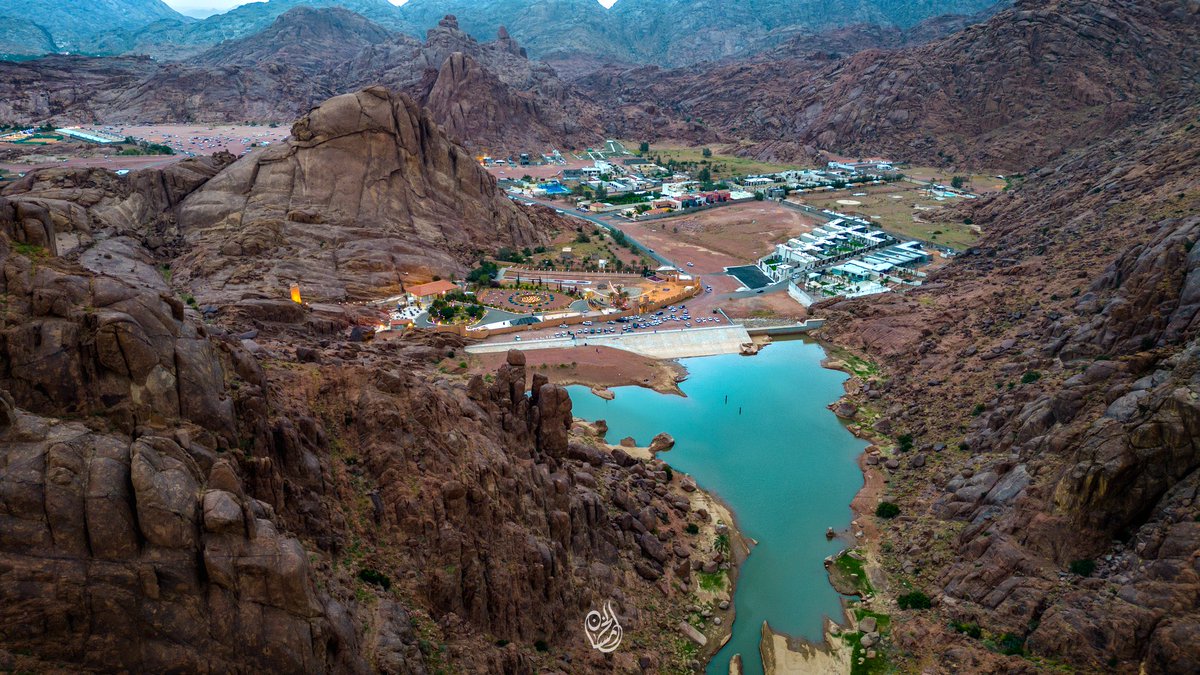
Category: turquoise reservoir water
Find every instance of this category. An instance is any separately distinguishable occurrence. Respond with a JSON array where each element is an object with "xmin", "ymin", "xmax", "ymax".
[{"xmin": 566, "ymin": 339, "xmax": 865, "ymax": 675}]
